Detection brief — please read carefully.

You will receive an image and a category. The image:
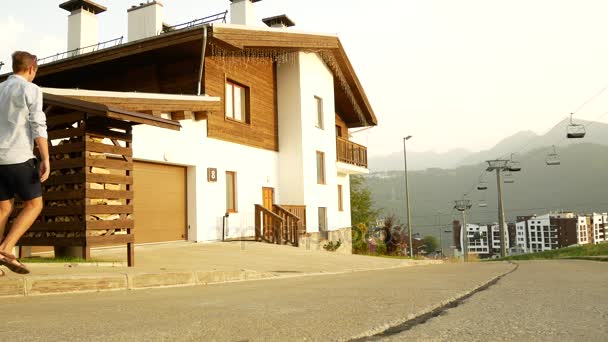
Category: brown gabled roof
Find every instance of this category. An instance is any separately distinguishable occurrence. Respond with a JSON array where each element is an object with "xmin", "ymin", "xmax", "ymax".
[
  {"xmin": 6, "ymin": 24, "xmax": 377, "ymax": 128},
  {"xmin": 44, "ymin": 93, "xmax": 181, "ymax": 131},
  {"xmin": 209, "ymin": 25, "xmax": 377, "ymax": 127}
]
